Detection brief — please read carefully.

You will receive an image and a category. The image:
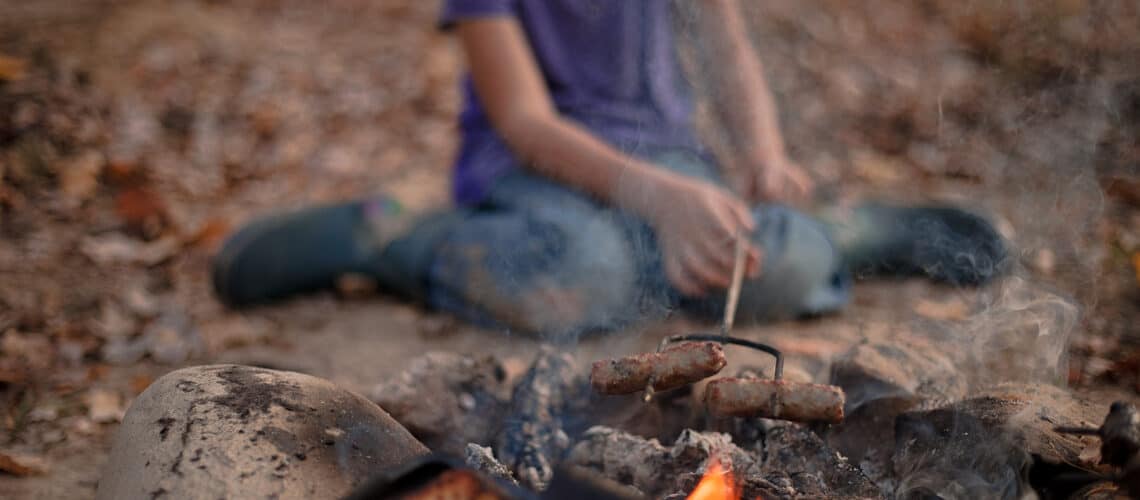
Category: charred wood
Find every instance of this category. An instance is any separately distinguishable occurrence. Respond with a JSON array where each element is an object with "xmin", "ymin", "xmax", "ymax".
[
  {"xmin": 464, "ymin": 443, "xmax": 518, "ymax": 486},
  {"xmin": 370, "ymin": 352, "xmax": 511, "ymax": 455},
  {"xmin": 495, "ymin": 348, "xmax": 576, "ymax": 491}
]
